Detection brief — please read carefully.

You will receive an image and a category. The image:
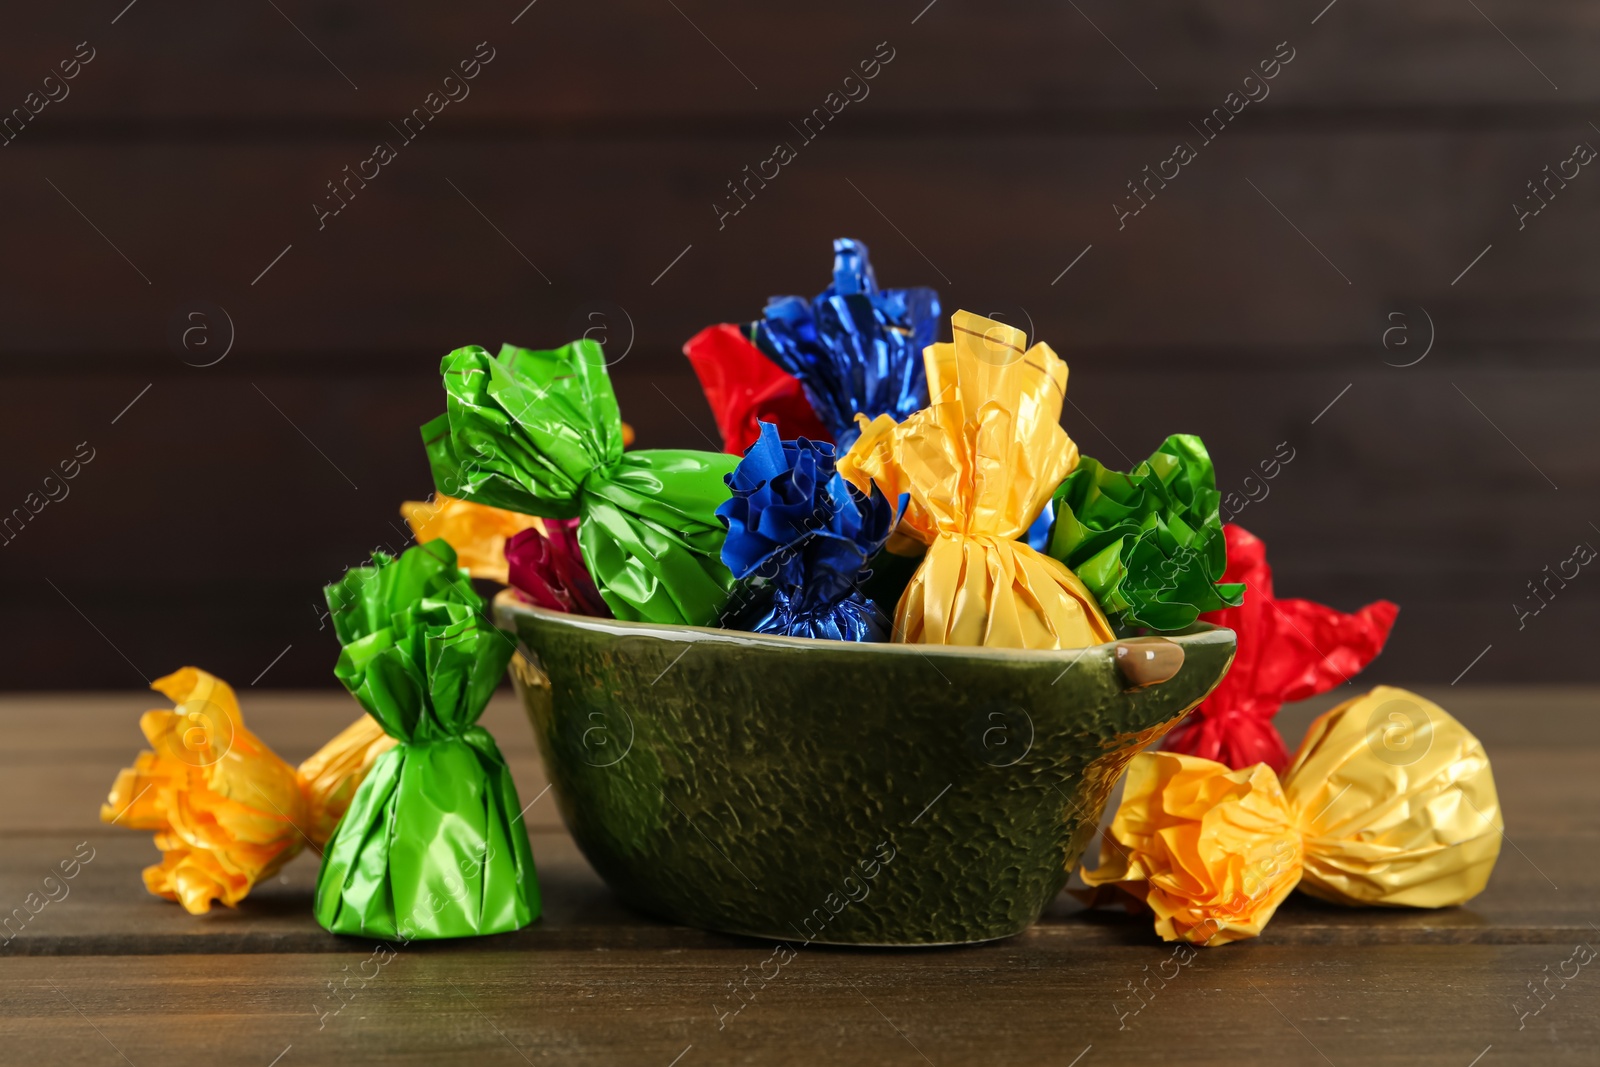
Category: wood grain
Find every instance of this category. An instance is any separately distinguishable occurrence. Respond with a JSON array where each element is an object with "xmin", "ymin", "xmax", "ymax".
[
  {"xmin": 8, "ymin": 685, "xmax": 1594, "ymax": 787},
  {"xmin": 8, "ymin": 943, "xmax": 1595, "ymax": 1067},
  {"xmin": 0, "ymin": 811, "xmax": 1591, "ymax": 956},
  {"xmin": 2, "ymin": 688, "xmax": 1594, "ymax": 1065},
  {"xmin": 1, "ymin": 687, "xmax": 1590, "ymax": 951}
]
